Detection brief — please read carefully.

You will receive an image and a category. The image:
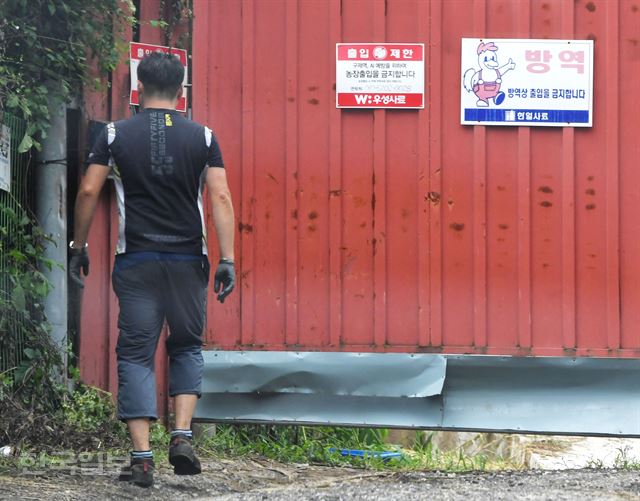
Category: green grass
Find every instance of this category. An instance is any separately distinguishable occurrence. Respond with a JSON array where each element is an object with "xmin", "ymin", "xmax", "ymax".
[
  {"xmin": 0, "ymin": 424, "xmax": 521, "ymax": 473},
  {"xmin": 193, "ymin": 425, "xmax": 521, "ymax": 472}
]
